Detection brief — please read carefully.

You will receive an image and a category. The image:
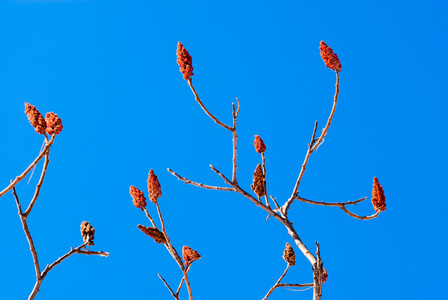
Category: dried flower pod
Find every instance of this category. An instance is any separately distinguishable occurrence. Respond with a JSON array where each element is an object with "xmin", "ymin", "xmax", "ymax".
[
  {"xmin": 251, "ymin": 164, "xmax": 265, "ymax": 198},
  {"xmin": 371, "ymin": 177, "xmax": 386, "ymax": 212},
  {"xmin": 45, "ymin": 112, "xmax": 63, "ymax": 135},
  {"xmin": 80, "ymin": 221, "xmax": 95, "ymax": 246},
  {"xmin": 282, "ymin": 242, "xmax": 296, "ymax": 266},
  {"xmin": 130, "ymin": 186, "xmax": 147, "ymax": 210},
  {"xmin": 322, "ymin": 267, "xmax": 328, "ymax": 283},
  {"xmin": 137, "ymin": 225, "xmax": 166, "ymax": 244},
  {"xmin": 319, "ymin": 41, "xmax": 342, "ymax": 72},
  {"xmin": 147, "ymin": 169, "xmax": 162, "ymax": 203},
  {"xmin": 182, "ymin": 246, "xmax": 201, "ymax": 266},
  {"xmin": 254, "ymin": 135, "xmax": 266, "ymax": 153},
  {"xmin": 176, "ymin": 42, "xmax": 194, "ymax": 80},
  {"xmin": 24, "ymin": 103, "xmax": 46, "ymax": 134}
]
